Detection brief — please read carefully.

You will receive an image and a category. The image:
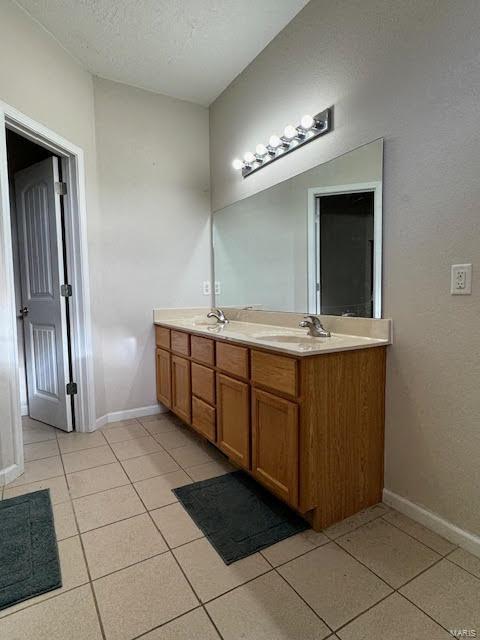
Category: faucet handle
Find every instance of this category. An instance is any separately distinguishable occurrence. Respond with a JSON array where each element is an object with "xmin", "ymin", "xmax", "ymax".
[{"xmin": 304, "ymin": 315, "xmax": 321, "ymax": 327}]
